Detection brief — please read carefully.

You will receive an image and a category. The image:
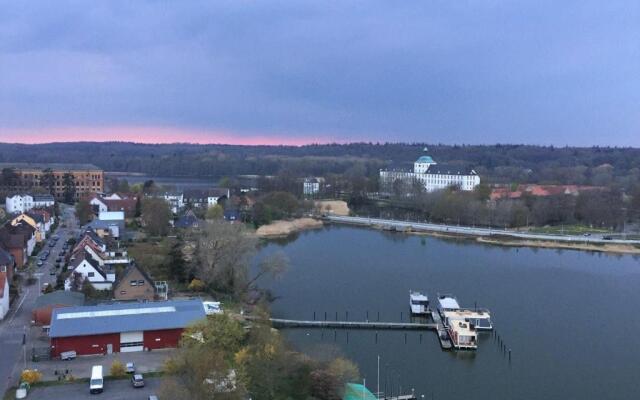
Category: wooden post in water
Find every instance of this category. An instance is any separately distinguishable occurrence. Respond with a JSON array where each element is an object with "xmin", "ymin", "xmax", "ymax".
[{"xmin": 313, "ymin": 311, "xmax": 316, "ymax": 321}]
